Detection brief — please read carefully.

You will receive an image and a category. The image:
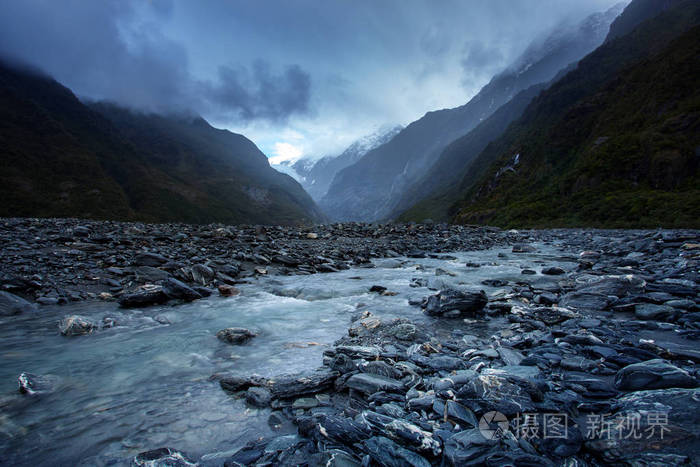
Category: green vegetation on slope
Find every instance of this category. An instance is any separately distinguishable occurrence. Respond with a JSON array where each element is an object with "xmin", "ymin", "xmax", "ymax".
[
  {"xmin": 449, "ymin": 2, "xmax": 700, "ymax": 228},
  {"xmin": 0, "ymin": 63, "xmax": 322, "ymax": 225}
]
